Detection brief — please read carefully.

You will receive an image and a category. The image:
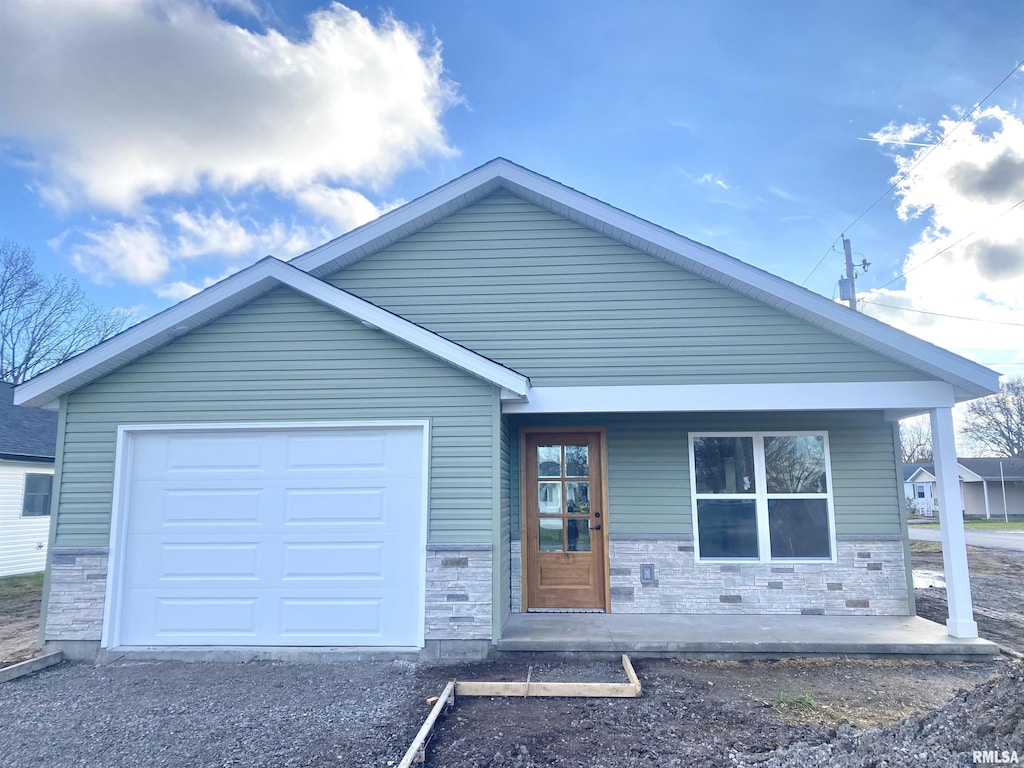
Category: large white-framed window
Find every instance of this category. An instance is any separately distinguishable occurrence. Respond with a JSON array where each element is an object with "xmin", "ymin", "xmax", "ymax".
[{"xmin": 688, "ymin": 431, "xmax": 836, "ymax": 562}]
